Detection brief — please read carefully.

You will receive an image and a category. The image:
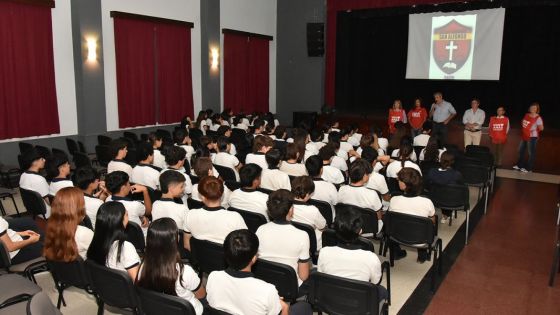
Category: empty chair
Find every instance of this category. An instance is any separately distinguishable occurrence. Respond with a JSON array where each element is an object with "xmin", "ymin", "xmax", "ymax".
[
  {"xmin": 136, "ymin": 287, "xmax": 196, "ymax": 315},
  {"xmin": 78, "ymin": 141, "xmax": 87, "ymax": 154},
  {"xmin": 66, "ymin": 138, "xmax": 79, "ymax": 155},
  {"xmin": 189, "ymin": 238, "xmax": 226, "ymax": 275},
  {"xmin": 97, "ymin": 135, "xmax": 112, "ymax": 146},
  {"xmin": 465, "ymin": 145, "xmax": 490, "ymax": 154},
  {"xmin": 455, "ymin": 163, "xmax": 490, "ymax": 214},
  {"xmin": 73, "ymin": 152, "xmax": 93, "ymax": 169},
  {"xmin": 34, "ymin": 145, "xmax": 51, "ymax": 159},
  {"xmin": 0, "ymin": 291, "xmax": 61, "ymax": 315},
  {"xmin": 123, "ymin": 131, "xmax": 139, "ymax": 143},
  {"xmin": 0, "ymin": 240, "xmax": 47, "ymax": 283},
  {"xmin": 429, "ymin": 183, "xmax": 471, "ymax": 243},
  {"xmin": 228, "ymin": 207, "xmax": 267, "ymax": 233},
  {"xmin": 213, "ymin": 164, "xmax": 237, "ymax": 182},
  {"xmin": 19, "ymin": 188, "xmax": 47, "ymax": 219},
  {"xmin": 308, "ymin": 199, "xmax": 333, "ymax": 227},
  {"xmin": 95, "ymin": 145, "xmax": 112, "ymax": 168},
  {"xmin": 18, "ymin": 142, "xmax": 34, "ymax": 154},
  {"xmin": 0, "ymin": 274, "xmax": 41, "ymax": 314},
  {"xmin": 252, "ymin": 259, "xmax": 299, "ymax": 303},
  {"xmin": 125, "ymin": 222, "xmax": 145, "ymax": 254},
  {"xmin": 47, "ymin": 259, "xmax": 94, "ymax": 309}
]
